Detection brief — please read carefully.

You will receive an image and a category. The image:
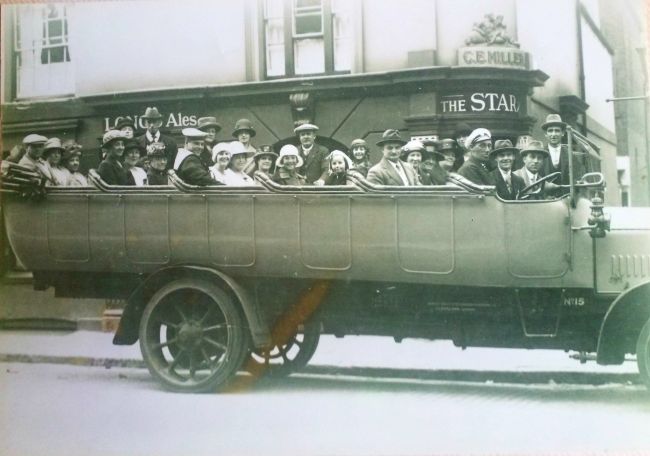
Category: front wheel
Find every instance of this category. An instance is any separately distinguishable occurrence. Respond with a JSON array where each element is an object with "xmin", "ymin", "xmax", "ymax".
[
  {"xmin": 637, "ymin": 318, "xmax": 650, "ymax": 390},
  {"xmin": 139, "ymin": 278, "xmax": 248, "ymax": 393}
]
